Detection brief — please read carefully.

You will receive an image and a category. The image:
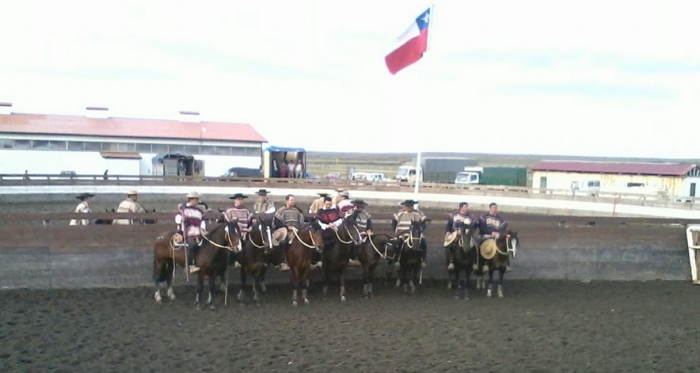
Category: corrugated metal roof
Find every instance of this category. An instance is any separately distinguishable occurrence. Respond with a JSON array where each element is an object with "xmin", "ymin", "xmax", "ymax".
[
  {"xmin": 0, "ymin": 113, "xmax": 267, "ymax": 143},
  {"xmin": 530, "ymin": 161, "xmax": 697, "ymax": 176}
]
